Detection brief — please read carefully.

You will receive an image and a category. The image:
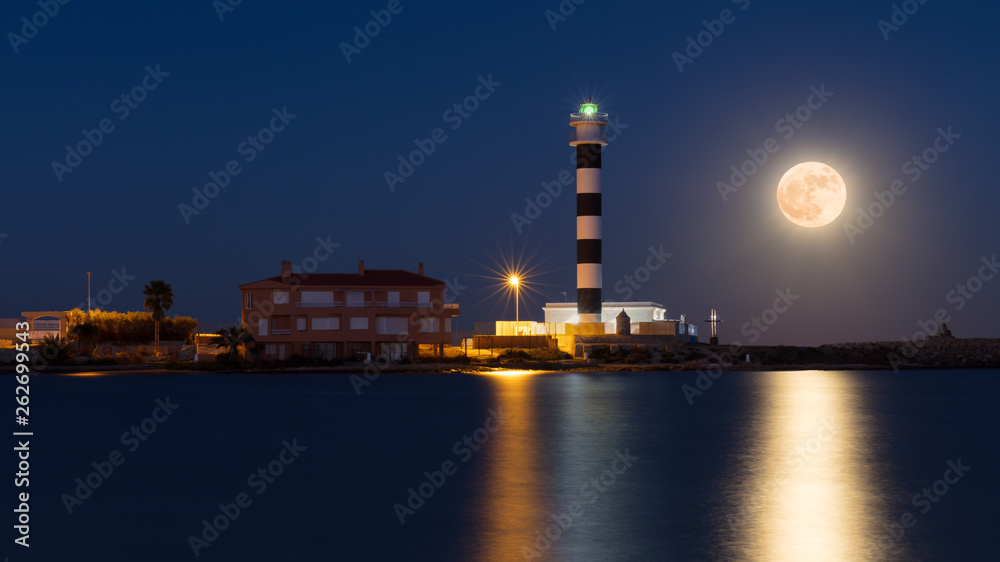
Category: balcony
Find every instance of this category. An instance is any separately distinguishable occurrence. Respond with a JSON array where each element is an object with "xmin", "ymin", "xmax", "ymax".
[
  {"xmin": 374, "ymin": 301, "xmax": 434, "ymax": 308},
  {"xmin": 295, "ymin": 301, "xmax": 343, "ymax": 308},
  {"xmin": 270, "ymin": 329, "xmax": 291, "ymax": 335},
  {"xmin": 292, "ymin": 300, "xmax": 458, "ymax": 309}
]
